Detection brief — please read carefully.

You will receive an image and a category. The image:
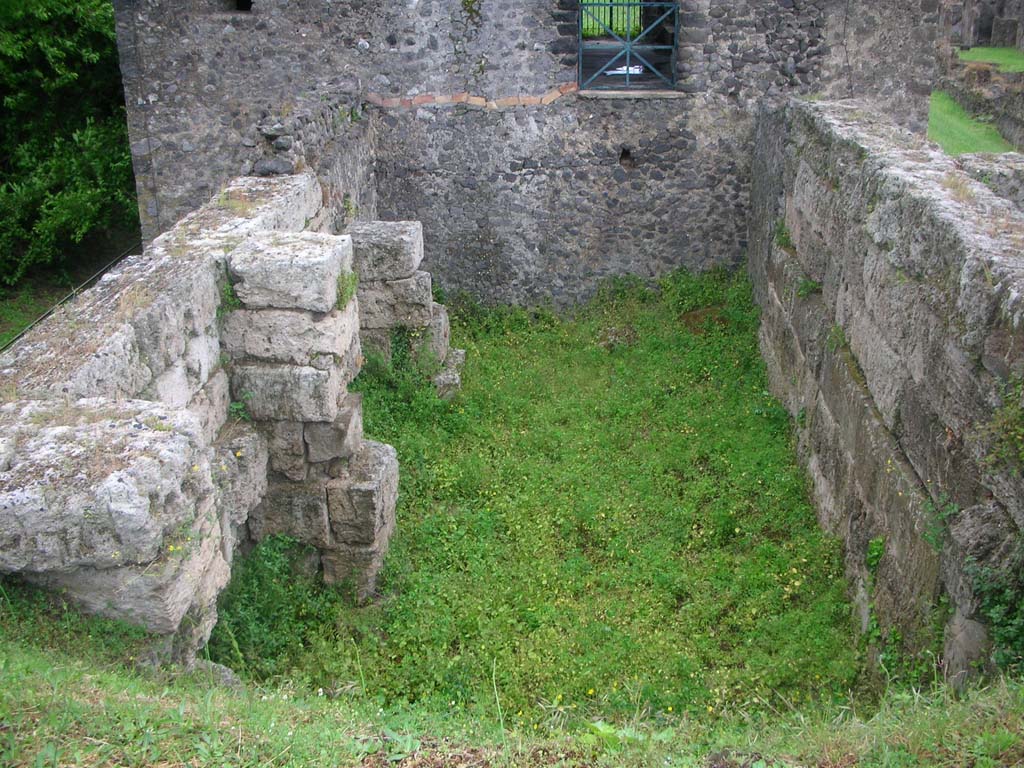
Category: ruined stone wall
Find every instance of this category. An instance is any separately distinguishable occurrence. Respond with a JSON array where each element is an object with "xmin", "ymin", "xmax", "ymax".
[
  {"xmin": 112, "ymin": 0, "xmax": 379, "ymax": 240},
  {"xmin": 0, "ymin": 174, "xmax": 462, "ymax": 660},
  {"xmin": 750, "ymin": 99, "xmax": 1024, "ymax": 681},
  {"xmin": 114, "ymin": 0, "xmax": 943, "ymax": 305}
]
